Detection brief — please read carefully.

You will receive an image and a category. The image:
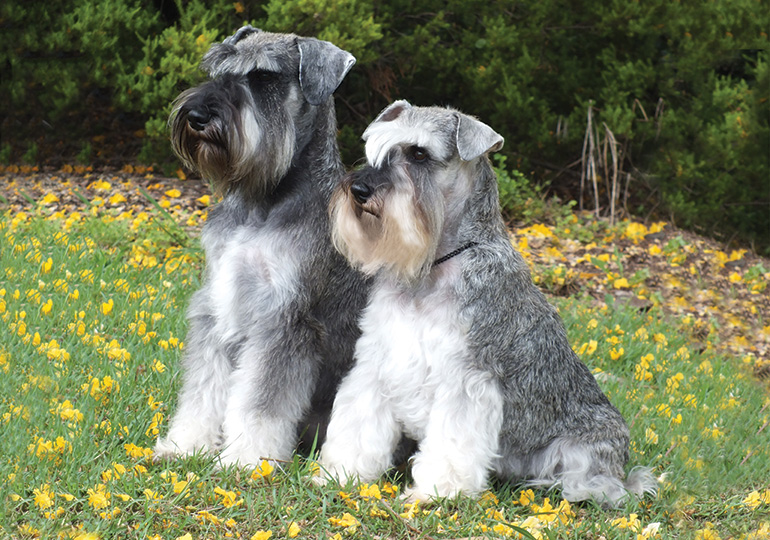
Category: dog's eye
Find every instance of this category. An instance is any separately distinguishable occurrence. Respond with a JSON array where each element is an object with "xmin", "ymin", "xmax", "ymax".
[
  {"xmin": 409, "ymin": 146, "xmax": 429, "ymax": 163},
  {"xmin": 248, "ymin": 70, "xmax": 278, "ymax": 85}
]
